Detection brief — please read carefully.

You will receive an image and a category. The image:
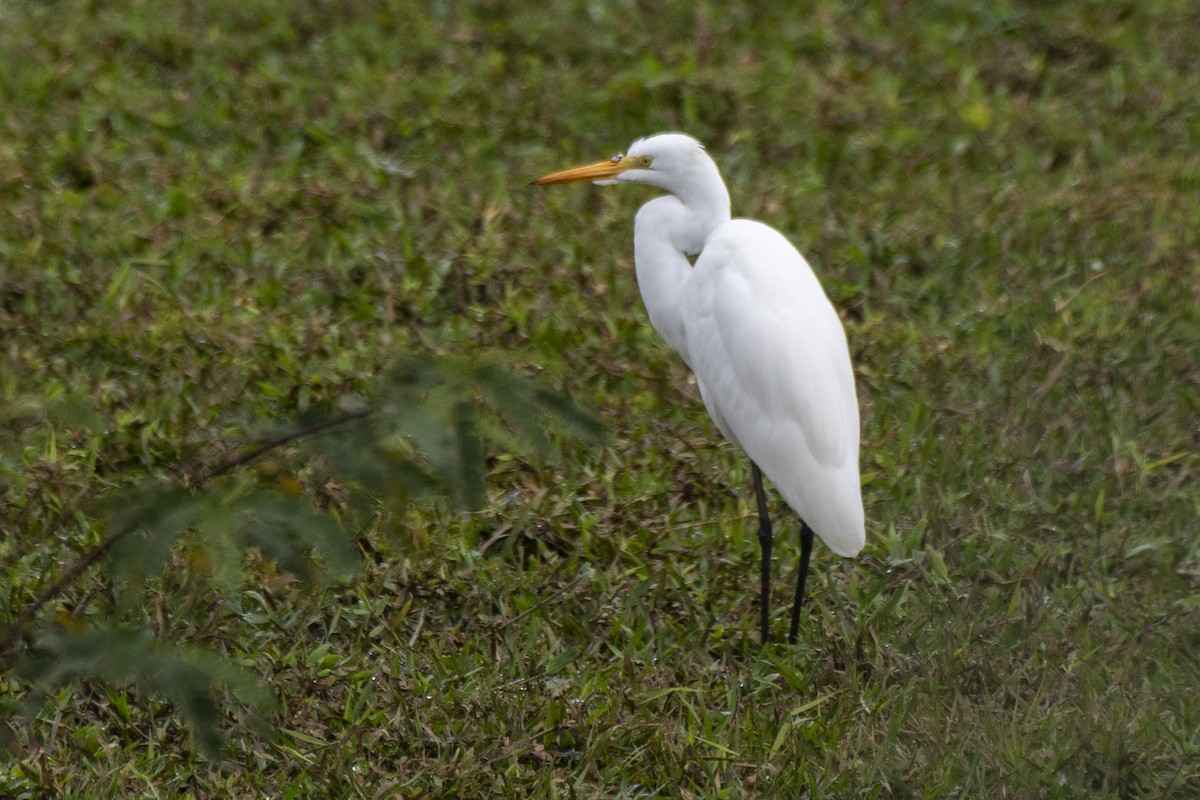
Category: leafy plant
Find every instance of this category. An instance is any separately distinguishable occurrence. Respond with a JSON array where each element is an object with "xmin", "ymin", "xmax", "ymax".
[
  {"xmin": 17, "ymin": 627, "xmax": 275, "ymax": 761},
  {"xmin": 2, "ymin": 355, "xmax": 601, "ymax": 760}
]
